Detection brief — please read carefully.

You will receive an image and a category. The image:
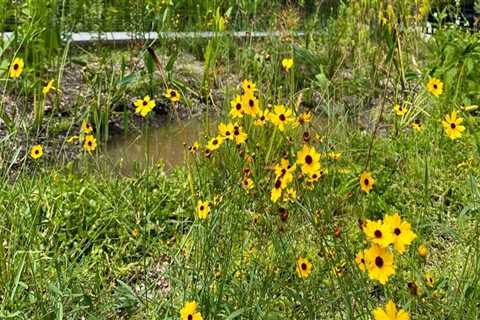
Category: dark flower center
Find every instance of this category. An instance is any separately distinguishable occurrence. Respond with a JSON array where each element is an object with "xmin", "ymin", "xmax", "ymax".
[
  {"xmin": 275, "ymin": 179, "xmax": 282, "ymax": 189},
  {"xmin": 188, "ymin": 315, "xmax": 193, "ymax": 320},
  {"xmin": 279, "ymin": 114, "xmax": 286, "ymax": 121},
  {"xmin": 301, "ymin": 263, "xmax": 307, "ymax": 270},
  {"xmin": 281, "ymin": 168, "xmax": 286, "ymax": 175},
  {"xmin": 236, "ymin": 103, "xmax": 241, "ymax": 110},
  {"xmin": 415, "ymin": 119, "xmax": 420, "ymax": 124},
  {"xmin": 225, "ymin": 131, "xmax": 231, "ymax": 136},
  {"xmin": 200, "ymin": 205, "xmax": 204, "ymax": 211},
  {"xmin": 312, "ymin": 174, "xmax": 318, "ymax": 179},
  {"xmin": 143, "ymin": 100, "xmax": 148, "ymax": 106},
  {"xmin": 249, "ymin": 99, "xmax": 254, "ymax": 107},
  {"xmin": 305, "ymin": 155, "xmax": 313, "ymax": 164},
  {"xmin": 375, "ymin": 256, "xmax": 384, "ymax": 268},
  {"xmin": 374, "ymin": 230, "xmax": 382, "ymax": 238},
  {"xmin": 35, "ymin": 150, "xmax": 39, "ymax": 154},
  {"xmin": 260, "ymin": 116, "xmax": 265, "ymax": 121},
  {"xmin": 364, "ymin": 178, "xmax": 369, "ymax": 186},
  {"xmin": 394, "ymin": 228, "xmax": 401, "ymax": 235},
  {"xmin": 361, "ymin": 258, "xmax": 365, "ymax": 264},
  {"xmin": 234, "ymin": 128, "xmax": 240, "ymax": 136},
  {"xmin": 213, "ymin": 139, "xmax": 218, "ymax": 145},
  {"xmin": 433, "ymin": 84, "xmax": 438, "ymax": 89},
  {"xmin": 88, "ymin": 141, "xmax": 92, "ymax": 146},
  {"xmin": 170, "ymin": 91, "xmax": 176, "ymax": 97},
  {"xmin": 13, "ymin": 64, "xmax": 18, "ymax": 70},
  {"xmin": 450, "ymin": 123, "xmax": 456, "ymax": 129}
]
